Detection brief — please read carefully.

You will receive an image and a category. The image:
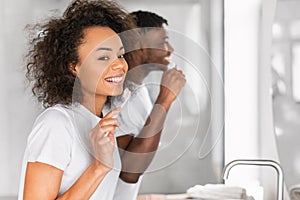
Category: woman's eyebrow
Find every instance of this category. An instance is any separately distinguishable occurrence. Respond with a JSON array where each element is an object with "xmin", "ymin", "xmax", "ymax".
[
  {"xmin": 96, "ymin": 47, "xmax": 112, "ymax": 51},
  {"xmin": 95, "ymin": 46, "xmax": 124, "ymax": 51}
]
